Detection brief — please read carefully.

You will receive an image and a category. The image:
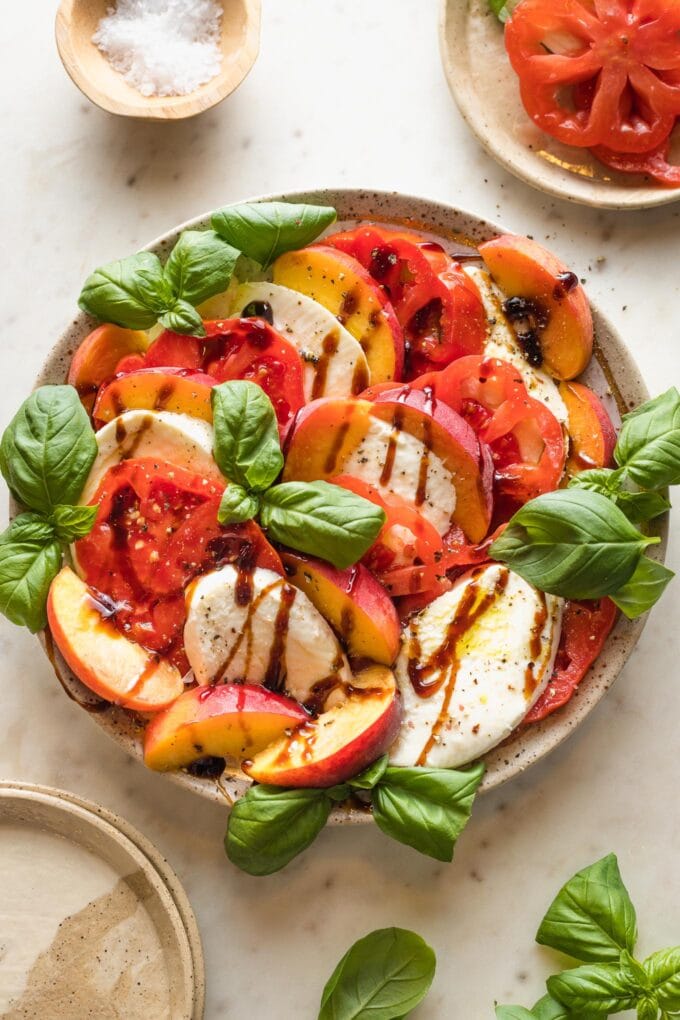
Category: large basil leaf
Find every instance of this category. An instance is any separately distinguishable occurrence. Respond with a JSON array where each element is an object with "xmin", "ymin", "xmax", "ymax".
[
  {"xmin": 0, "ymin": 514, "xmax": 62, "ymax": 631},
  {"xmin": 211, "ymin": 380, "xmax": 283, "ymax": 491},
  {"xmin": 490, "ymin": 489, "xmax": 656, "ymax": 600},
  {"xmin": 615, "ymin": 388, "xmax": 680, "ymax": 489},
  {"xmin": 225, "ymin": 785, "xmax": 331, "ymax": 876},
  {"xmin": 211, "ymin": 200, "xmax": 337, "ymax": 268},
  {"xmin": 259, "ymin": 481, "xmax": 385, "ymax": 570},
  {"xmin": 611, "ymin": 557, "xmax": 674, "ymax": 619},
  {"xmin": 371, "ymin": 763, "xmax": 485, "ymax": 862},
  {"xmin": 78, "ymin": 251, "xmax": 172, "ymax": 329},
  {"xmin": 318, "ymin": 927, "xmax": 436, "ymax": 1020},
  {"xmin": 536, "ymin": 854, "xmax": 638, "ymax": 963},
  {"xmin": 50, "ymin": 504, "xmax": 98, "ymax": 542},
  {"xmin": 644, "ymin": 947, "xmax": 680, "ymax": 1011},
  {"xmin": 568, "ymin": 469, "xmax": 671, "ymax": 524},
  {"xmin": 163, "ymin": 229, "xmax": 240, "ymax": 308},
  {"xmin": 0, "ymin": 386, "xmax": 98, "ymax": 512},
  {"xmin": 531, "ymin": 994, "xmax": 572, "ymax": 1019},
  {"xmin": 546, "ymin": 963, "xmax": 640, "ymax": 1015}
]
